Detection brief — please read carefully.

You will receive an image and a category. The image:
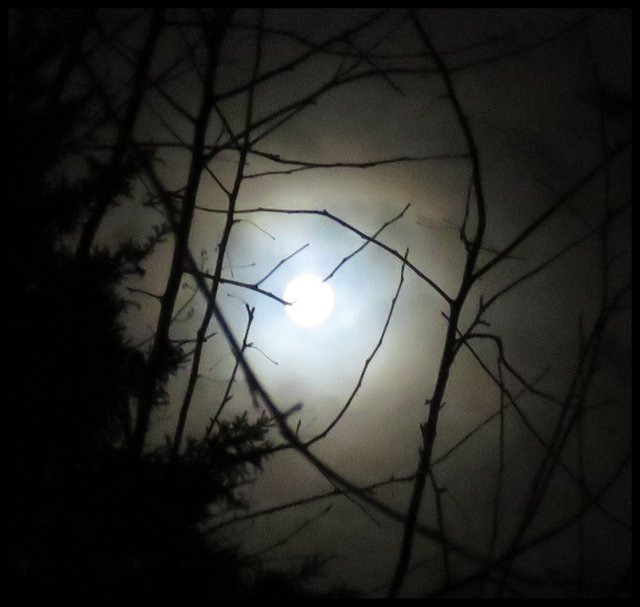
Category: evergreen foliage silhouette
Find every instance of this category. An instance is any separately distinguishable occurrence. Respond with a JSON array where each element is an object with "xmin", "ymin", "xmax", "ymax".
[{"xmin": 8, "ymin": 10, "xmax": 337, "ymax": 598}]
